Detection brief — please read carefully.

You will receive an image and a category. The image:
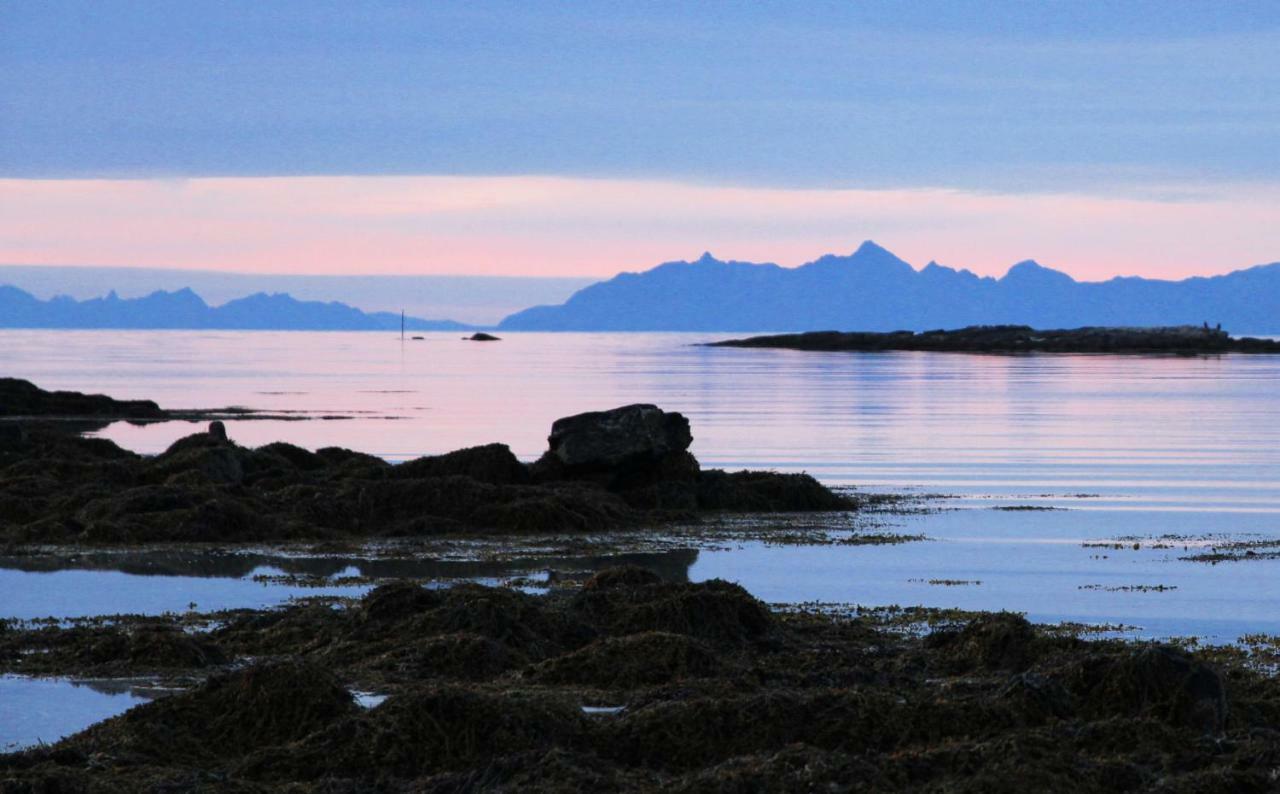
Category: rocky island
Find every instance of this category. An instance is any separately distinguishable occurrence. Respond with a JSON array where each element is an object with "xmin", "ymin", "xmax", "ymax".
[
  {"xmin": 709, "ymin": 324, "xmax": 1280, "ymax": 354},
  {"xmin": 0, "ymin": 379, "xmax": 848, "ymax": 546}
]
